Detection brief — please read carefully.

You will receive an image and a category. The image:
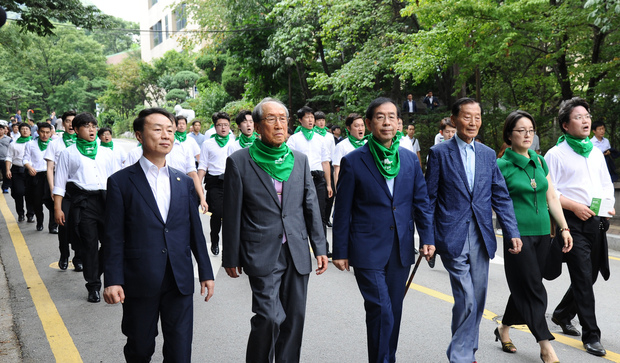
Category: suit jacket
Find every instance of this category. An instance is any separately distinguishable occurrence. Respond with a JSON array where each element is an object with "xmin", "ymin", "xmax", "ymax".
[
  {"xmin": 103, "ymin": 162, "xmax": 213, "ymax": 298},
  {"xmin": 402, "ymin": 100, "xmax": 417, "ymax": 113},
  {"xmin": 332, "ymin": 144, "xmax": 434, "ymax": 269},
  {"xmin": 425, "ymin": 137, "xmax": 519, "ymax": 259},
  {"xmin": 222, "ymin": 149, "xmax": 326, "ymax": 277}
]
